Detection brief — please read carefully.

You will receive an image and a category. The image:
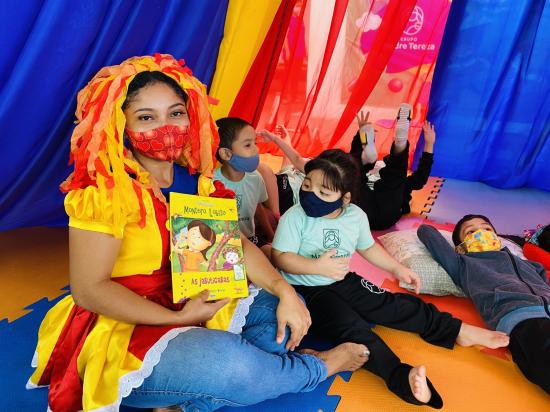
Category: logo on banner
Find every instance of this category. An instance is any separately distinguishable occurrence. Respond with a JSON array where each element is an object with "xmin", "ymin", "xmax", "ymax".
[{"xmin": 404, "ymin": 6, "xmax": 424, "ymax": 36}]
